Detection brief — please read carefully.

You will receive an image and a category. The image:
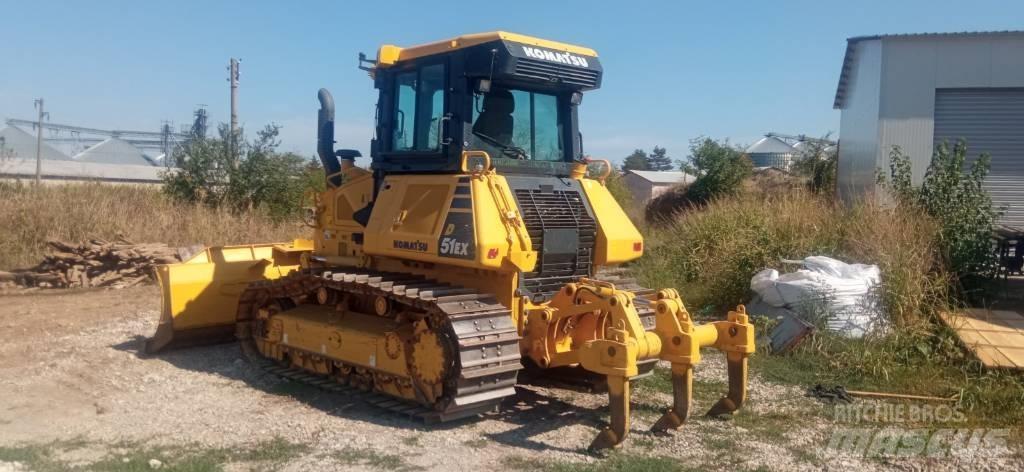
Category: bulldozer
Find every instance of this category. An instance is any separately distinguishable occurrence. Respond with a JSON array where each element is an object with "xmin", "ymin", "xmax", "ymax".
[{"xmin": 147, "ymin": 31, "xmax": 754, "ymax": 451}]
